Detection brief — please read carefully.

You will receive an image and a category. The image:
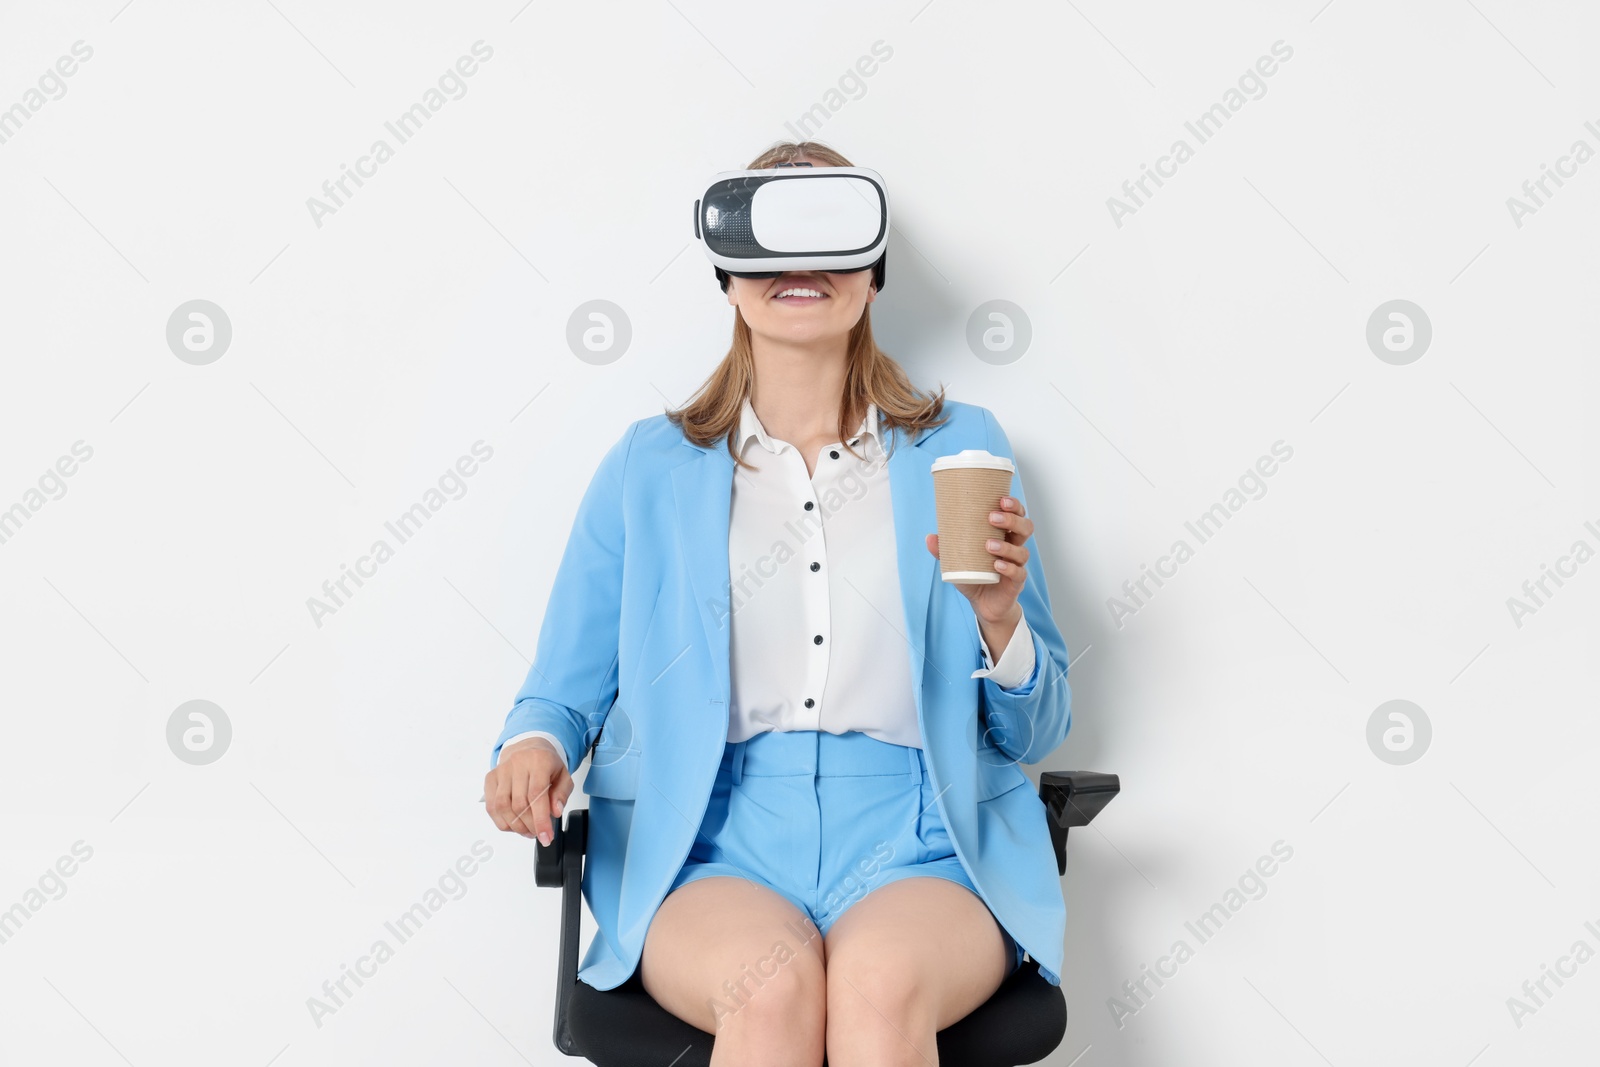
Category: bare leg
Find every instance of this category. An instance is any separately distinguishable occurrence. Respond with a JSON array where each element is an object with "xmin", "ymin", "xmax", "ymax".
[
  {"xmin": 821, "ymin": 877, "xmax": 1010, "ymax": 1067},
  {"xmin": 642, "ymin": 875, "xmax": 828, "ymax": 1067}
]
